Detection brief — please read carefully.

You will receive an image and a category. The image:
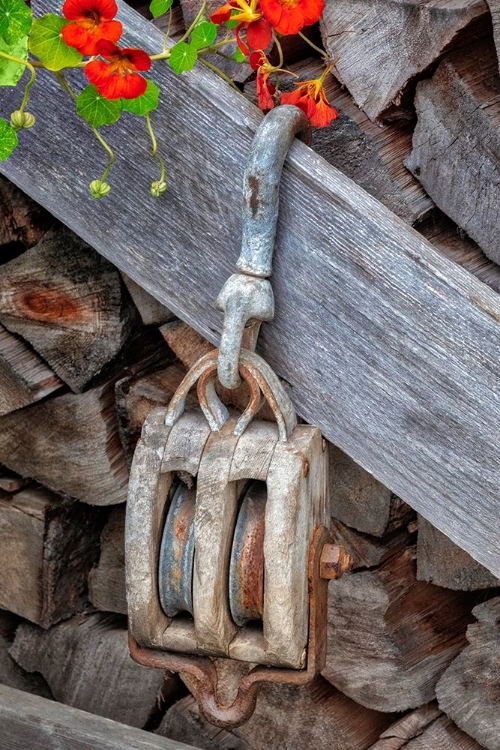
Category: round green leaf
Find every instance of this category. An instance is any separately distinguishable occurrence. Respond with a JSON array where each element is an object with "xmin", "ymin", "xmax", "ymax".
[
  {"xmin": 29, "ymin": 14, "xmax": 82, "ymax": 71},
  {"xmin": 0, "ymin": 118, "xmax": 18, "ymax": 161},
  {"xmin": 191, "ymin": 21, "xmax": 217, "ymax": 50},
  {"xmin": 0, "ymin": 0, "xmax": 31, "ymax": 44},
  {"xmin": 77, "ymin": 85, "xmax": 122, "ymax": 128},
  {"xmin": 0, "ymin": 34, "xmax": 27, "ymax": 86},
  {"xmin": 168, "ymin": 41, "xmax": 197, "ymax": 74},
  {"xmin": 149, "ymin": 0, "xmax": 173, "ymax": 19},
  {"xmin": 122, "ymin": 80, "xmax": 160, "ymax": 116}
]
